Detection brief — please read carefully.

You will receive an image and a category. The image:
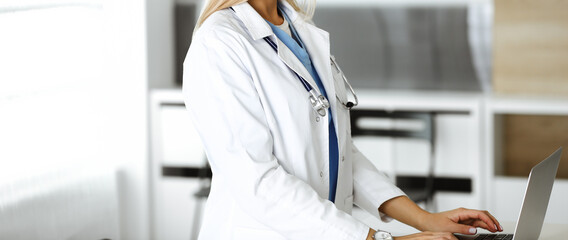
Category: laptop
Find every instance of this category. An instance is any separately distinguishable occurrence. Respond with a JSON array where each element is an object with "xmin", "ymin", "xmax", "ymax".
[{"xmin": 457, "ymin": 147, "xmax": 562, "ymax": 240}]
